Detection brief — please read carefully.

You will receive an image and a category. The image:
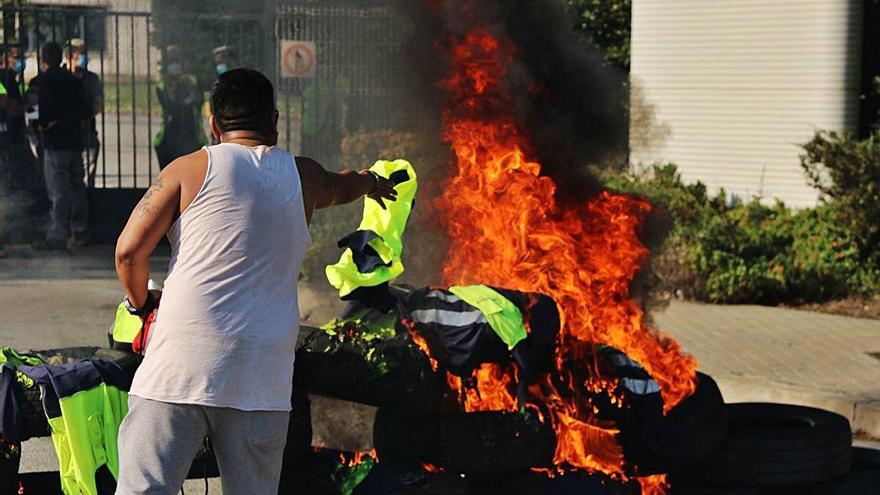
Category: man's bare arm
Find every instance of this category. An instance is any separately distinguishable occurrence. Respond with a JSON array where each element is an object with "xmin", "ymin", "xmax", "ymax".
[
  {"xmin": 296, "ymin": 156, "xmax": 397, "ymax": 224},
  {"xmin": 115, "ymin": 169, "xmax": 180, "ymax": 308}
]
